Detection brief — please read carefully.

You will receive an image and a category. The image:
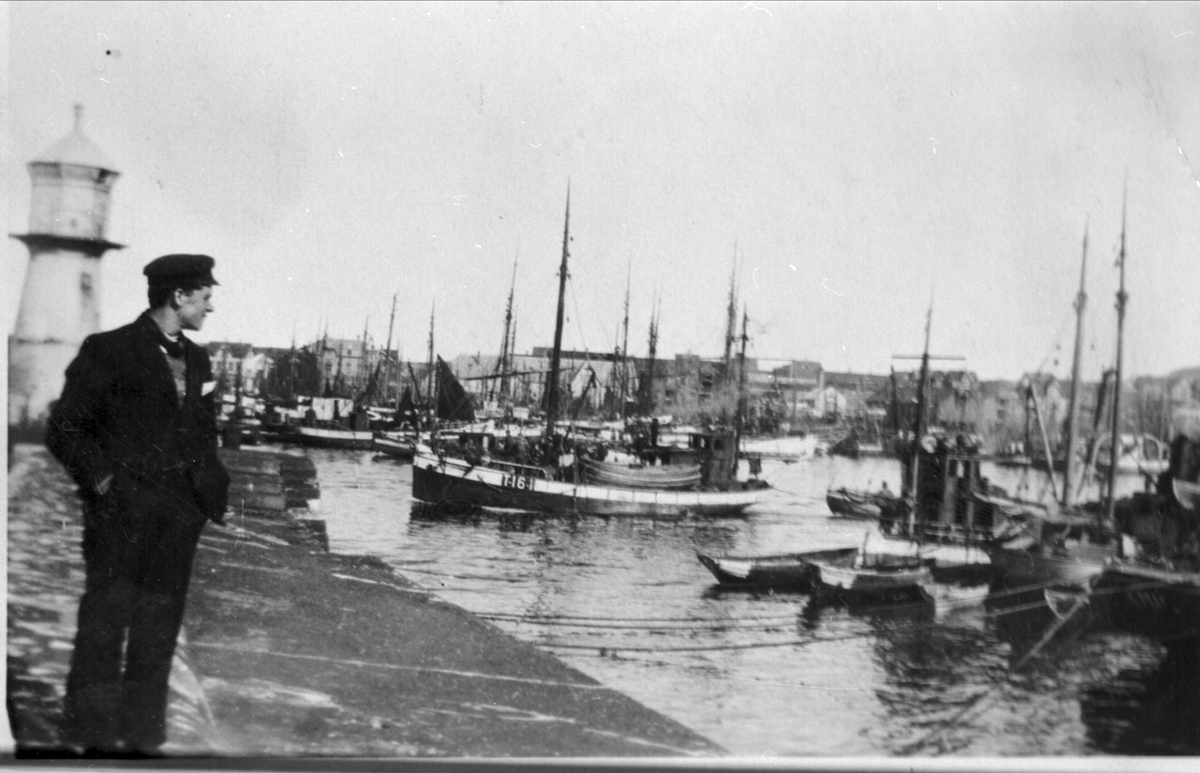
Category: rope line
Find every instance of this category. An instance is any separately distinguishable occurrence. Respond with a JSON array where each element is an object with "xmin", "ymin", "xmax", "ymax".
[{"xmin": 479, "ymin": 615, "xmax": 796, "ymax": 632}]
